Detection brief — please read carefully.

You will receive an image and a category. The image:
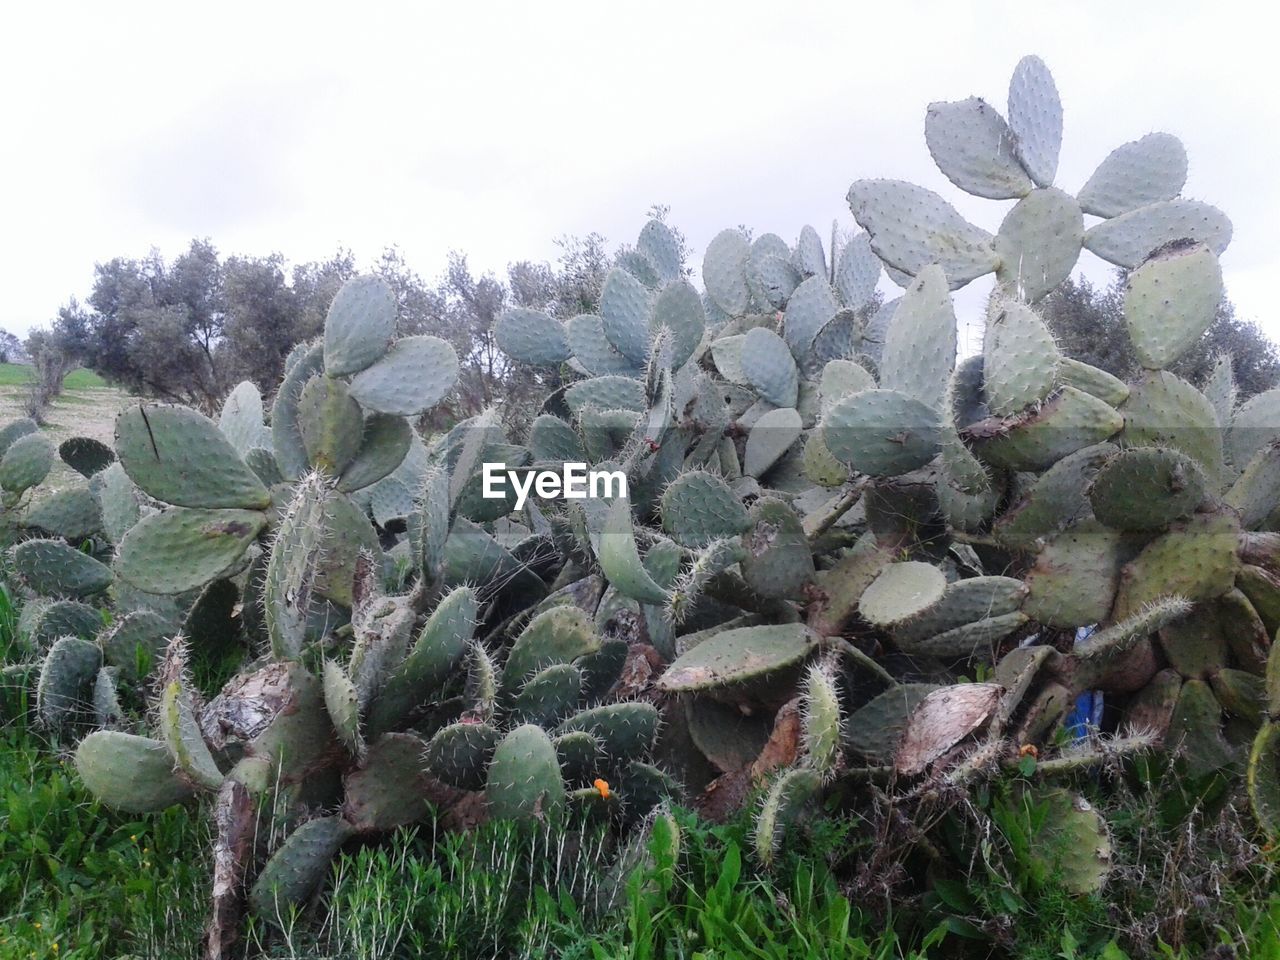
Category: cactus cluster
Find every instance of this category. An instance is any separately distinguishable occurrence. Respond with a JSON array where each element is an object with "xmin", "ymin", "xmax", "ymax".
[{"xmin": 2, "ymin": 51, "xmax": 1278, "ymax": 954}]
